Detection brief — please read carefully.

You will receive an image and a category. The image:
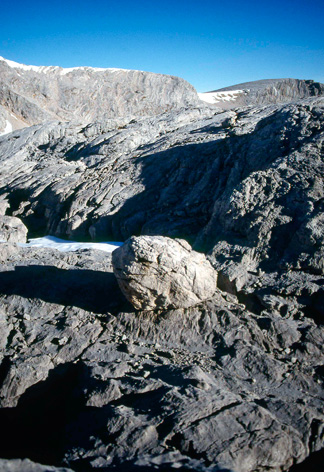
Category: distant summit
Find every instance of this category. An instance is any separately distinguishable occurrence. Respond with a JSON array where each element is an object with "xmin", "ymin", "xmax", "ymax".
[{"xmin": 198, "ymin": 78, "xmax": 324, "ymax": 109}]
